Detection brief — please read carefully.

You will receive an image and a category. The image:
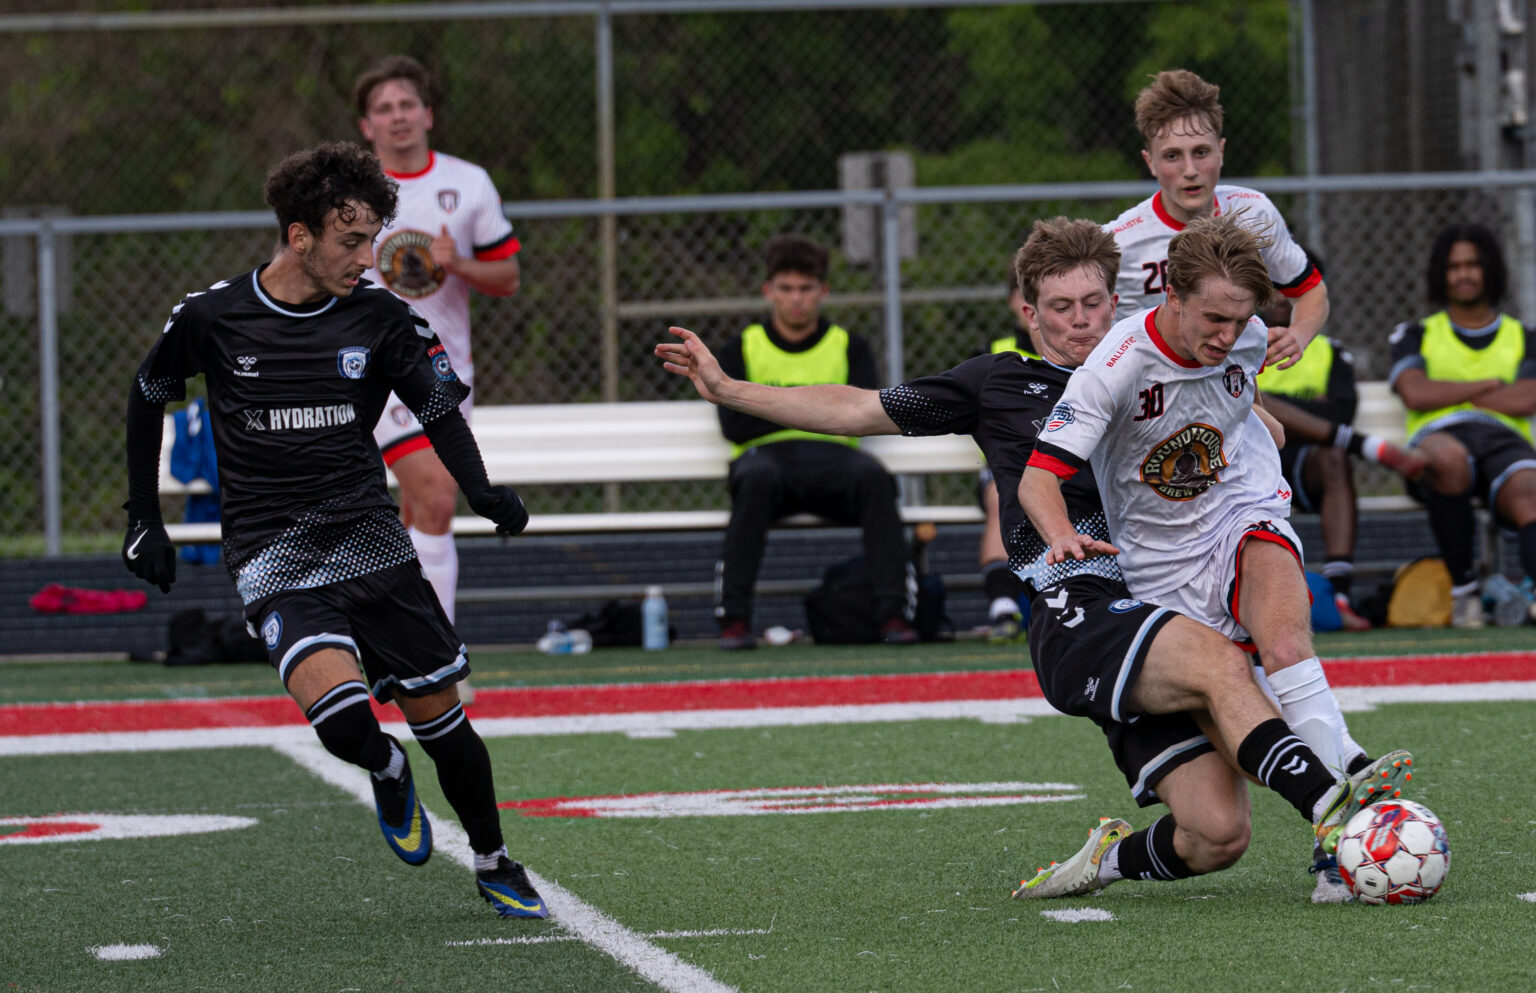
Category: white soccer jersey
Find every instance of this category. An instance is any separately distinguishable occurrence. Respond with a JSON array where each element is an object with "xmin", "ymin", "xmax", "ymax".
[
  {"xmin": 1028, "ymin": 308, "xmax": 1291, "ymax": 606},
  {"xmin": 1105, "ymin": 186, "xmax": 1322, "ymax": 321},
  {"xmin": 366, "ymin": 150, "xmax": 518, "ymax": 387}
]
